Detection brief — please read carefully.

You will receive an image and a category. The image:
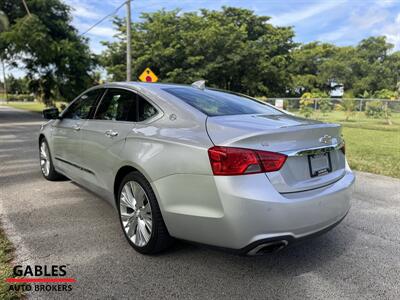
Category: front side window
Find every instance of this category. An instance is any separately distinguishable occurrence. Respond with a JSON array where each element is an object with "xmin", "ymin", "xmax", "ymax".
[
  {"xmin": 95, "ymin": 89, "xmax": 158, "ymax": 122},
  {"xmin": 95, "ymin": 89, "xmax": 137, "ymax": 122},
  {"xmin": 162, "ymin": 87, "xmax": 282, "ymax": 117},
  {"xmin": 63, "ymin": 89, "xmax": 102, "ymax": 120}
]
